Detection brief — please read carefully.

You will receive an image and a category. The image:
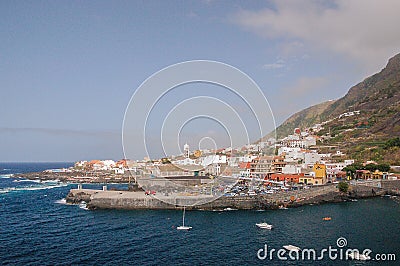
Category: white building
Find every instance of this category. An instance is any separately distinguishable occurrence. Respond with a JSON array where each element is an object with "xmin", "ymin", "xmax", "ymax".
[
  {"xmin": 282, "ymin": 164, "xmax": 302, "ymax": 174},
  {"xmin": 304, "ymin": 136, "xmax": 317, "ymax": 146},
  {"xmin": 284, "ymin": 150, "xmax": 305, "ymax": 162},
  {"xmin": 304, "ymin": 152, "xmax": 321, "ymax": 165},
  {"xmin": 326, "ymin": 162, "xmax": 347, "ymax": 181},
  {"xmin": 174, "ymin": 157, "xmax": 198, "ymax": 165},
  {"xmin": 236, "ymin": 155, "xmax": 258, "ymax": 163},
  {"xmin": 201, "ymin": 155, "xmax": 227, "ymax": 166},
  {"xmin": 278, "ymin": 147, "xmax": 301, "ymax": 156},
  {"xmin": 201, "ymin": 155, "xmax": 227, "ymax": 176},
  {"xmin": 280, "ymin": 135, "xmax": 317, "ymax": 148}
]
